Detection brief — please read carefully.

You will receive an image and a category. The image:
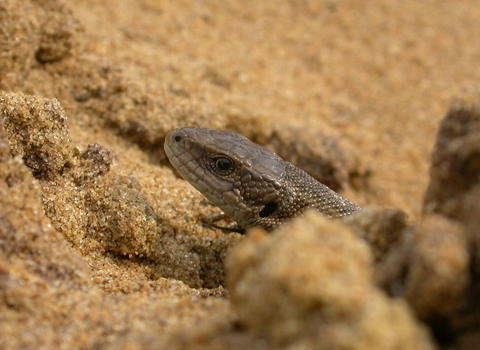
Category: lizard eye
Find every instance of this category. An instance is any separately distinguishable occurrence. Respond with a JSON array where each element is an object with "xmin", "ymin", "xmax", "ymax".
[{"xmin": 211, "ymin": 156, "xmax": 235, "ymax": 175}]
